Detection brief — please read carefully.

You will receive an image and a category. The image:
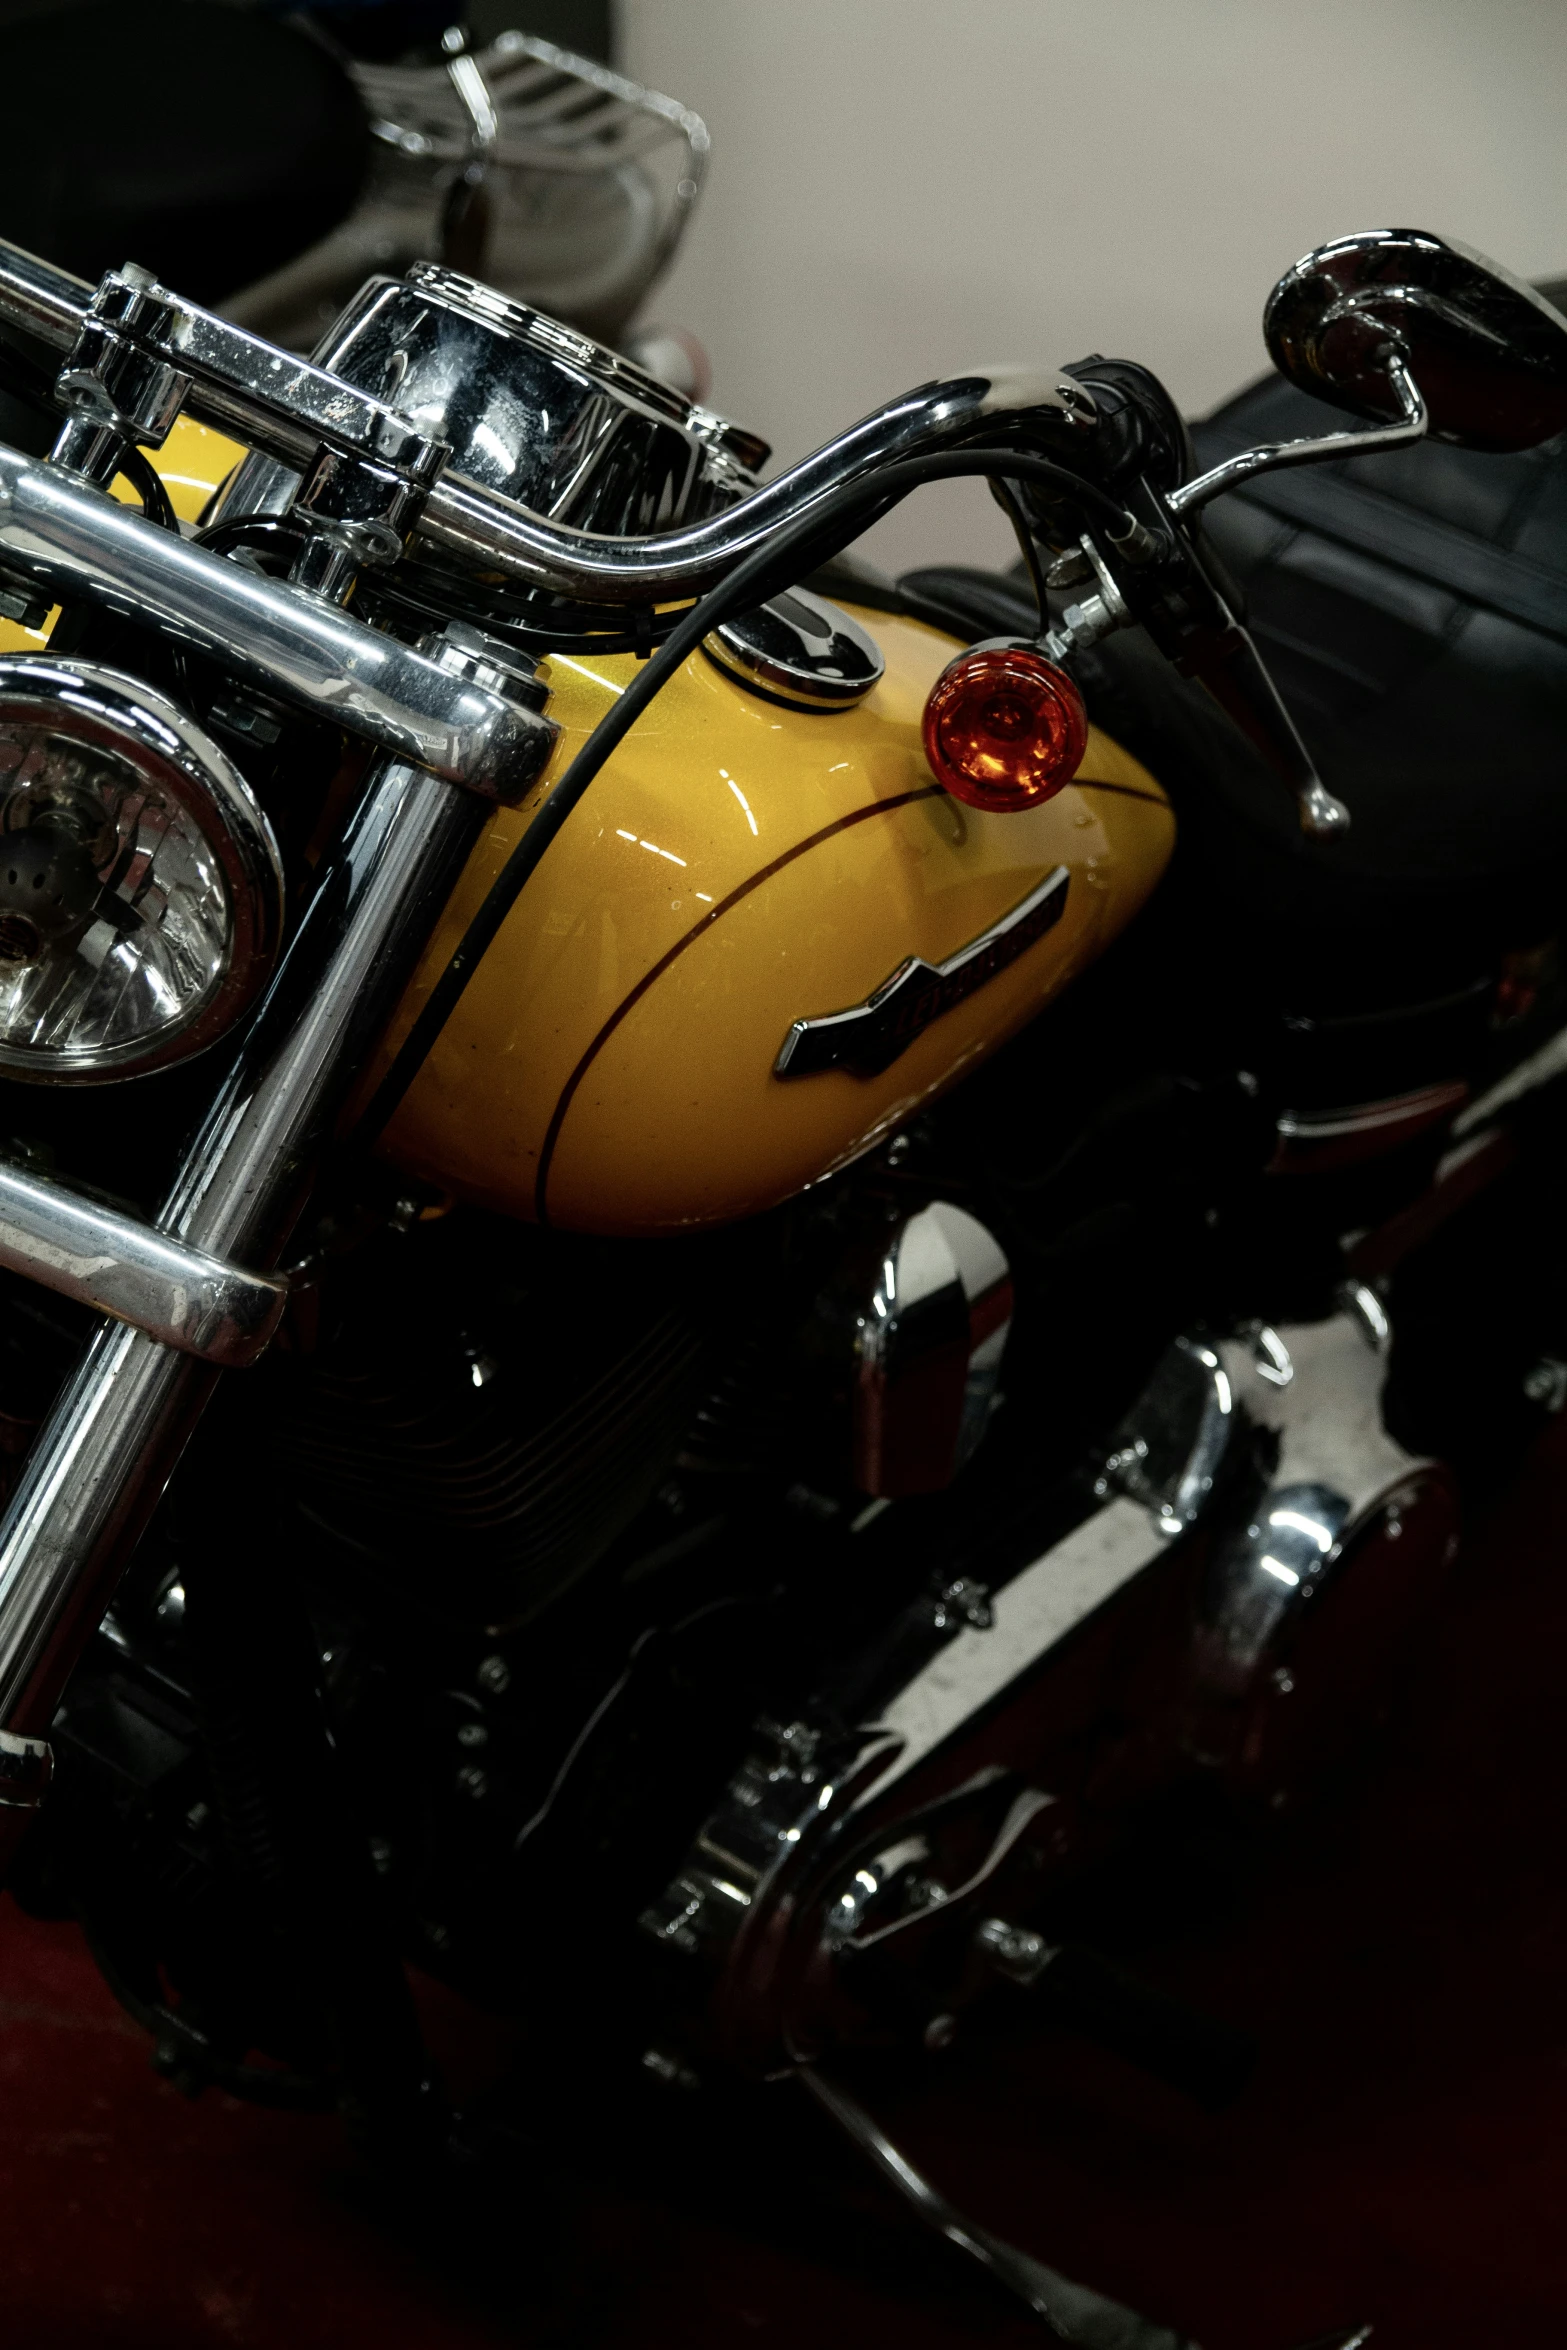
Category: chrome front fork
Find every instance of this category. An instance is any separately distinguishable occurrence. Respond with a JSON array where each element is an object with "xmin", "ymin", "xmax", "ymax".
[{"xmin": 0, "ymin": 752, "xmax": 491, "ymax": 1824}]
